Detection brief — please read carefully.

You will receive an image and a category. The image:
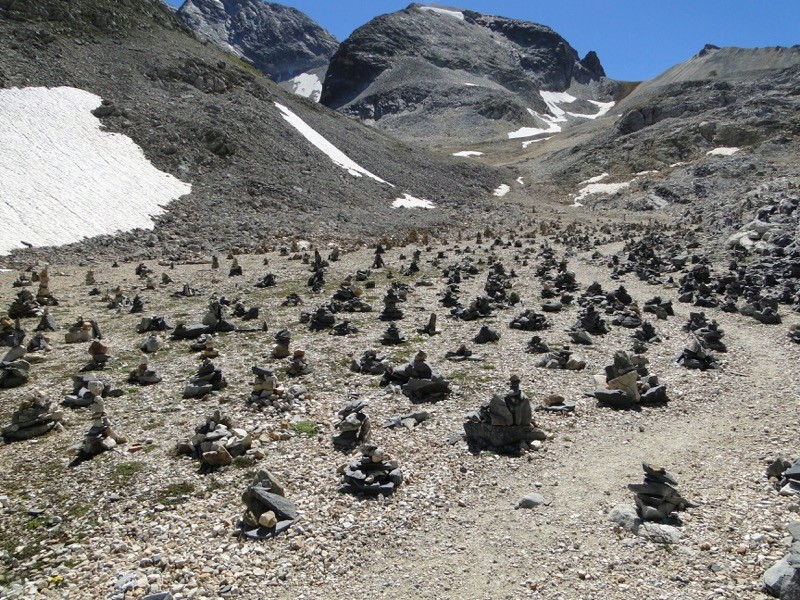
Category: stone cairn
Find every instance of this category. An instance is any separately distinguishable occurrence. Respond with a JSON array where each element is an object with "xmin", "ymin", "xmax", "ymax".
[
  {"xmin": 239, "ymin": 470, "xmax": 298, "ymax": 540},
  {"xmin": 464, "ymin": 375, "xmax": 545, "ymax": 454},
  {"xmin": 451, "ymin": 294, "xmax": 495, "ymax": 320},
  {"xmin": 631, "ymin": 321, "xmax": 660, "ymax": 353},
  {"xmin": 183, "ymin": 359, "xmax": 227, "ymax": 399},
  {"xmin": 176, "ymin": 409, "xmax": 252, "ymax": 468},
  {"xmin": 683, "ymin": 312, "xmax": 727, "ymax": 352},
  {"xmin": 332, "ymin": 400, "xmax": 371, "ymax": 451},
  {"xmin": 129, "ymin": 295, "xmax": 144, "ymax": 314},
  {"xmin": 509, "ymin": 309, "xmax": 550, "ymax": 332},
  {"xmin": 229, "ymin": 257, "xmax": 243, "ymax": 277},
  {"xmin": 27, "ymin": 333, "xmax": 51, "ymax": 354},
  {"xmin": 0, "ymin": 317, "xmax": 24, "ymax": 348},
  {"xmin": 72, "ymin": 398, "xmax": 126, "ymax": 459},
  {"xmin": 35, "ymin": 266, "xmax": 58, "ymax": 306},
  {"xmin": 417, "ymin": 313, "xmax": 440, "ymax": 336},
  {"xmin": 644, "ymin": 296, "xmax": 674, "ymax": 320},
  {"xmin": 271, "ymin": 329, "xmax": 291, "ymax": 358},
  {"xmin": 338, "ymin": 445, "xmax": 404, "ymax": 496},
  {"xmin": 140, "ymin": 334, "xmax": 162, "ymax": 354},
  {"xmin": 676, "ymin": 339, "xmax": 719, "ymax": 370},
  {"xmin": 65, "ymin": 317, "xmax": 101, "ymax": 344},
  {"xmin": 380, "ymin": 350, "xmax": 450, "ymax": 401},
  {"xmin": 473, "ymin": 325, "xmax": 500, "ymax": 344},
  {"xmin": 790, "ymin": 324, "xmax": 800, "ymax": 344},
  {"xmin": 286, "ymin": 349, "xmax": 312, "ymax": 377},
  {"xmin": 308, "ymin": 304, "xmax": 336, "ymax": 331},
  {"xmin": 249, "ymin": 366, "xmax": 294, "ymax": 411},
  {"xmin": 80, "ymin": 340, "xmax": 111, "ymax": 372},
  {"xmin": 380, "ymin": 322, "xmax": 407, "ymax": 345},
  {"xmin": 8, "ymin": 290, "xmax": 42, "ymax": 319},
  {"xmin": 202, "ymin": 298, "xmax": 236, "ymax": 333},
  {"xmin": 0, "ymin": 345, "xmax": 31, "ymax": 388},
  {"xmin": 255, "ymin": 272, "xmax": 277, "ymax": 288},
  {"xmin": 171, "ymin": 322, "xmax": 210, "ymax": 340},
  {"xmin": 128, "ymin": 361, "xmax": 162, "ymax": 386},
  {"xmin": 629, "ymin": 463, "xmax": 696, "ymax": 521},
  {"xmin": 350, "ymin": 349, "xmax": 389, "ymax": 375},
  {"xmin": 2, "ymin": 392, "xmax": 64, "ymax": 441},
  {"xmin": 35, "ymin": 310, "xmax": 58, "ymax": 332},
  {"xmin": 767, "ymin": 456, "xmax": 800, "ymax": 497},
  {"xmin": 526, "ymin": 336, "xmax": 550, "ymax": 354},
  {"xmin": 445, "ymin": 344, "xmax": 483, "ymax": 362},
  {"xmin": 378, "ymin": 288, "xmax": 404, "ymax": 321},
  {"xmin": 189, "ymin": 334, "xmax": 218, "ymax": 357},
  {"xmin": 589, "ymin": 350, "xmax": 668, "ymax": 409},
  {"xmin": 62, "ymin": 374, "xmax": 114, "ymax": 409}
]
